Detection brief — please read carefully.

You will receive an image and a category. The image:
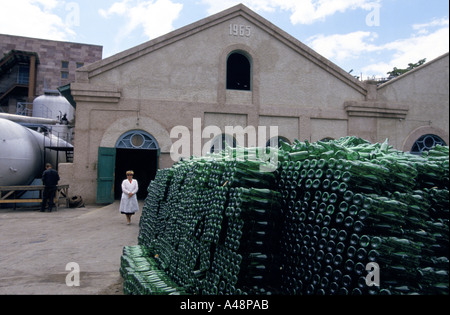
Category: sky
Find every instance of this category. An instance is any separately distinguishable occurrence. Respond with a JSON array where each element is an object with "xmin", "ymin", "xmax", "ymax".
[{"xmin": 1, "ymin": 0, "xmax": 449, "ymax": 79}]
